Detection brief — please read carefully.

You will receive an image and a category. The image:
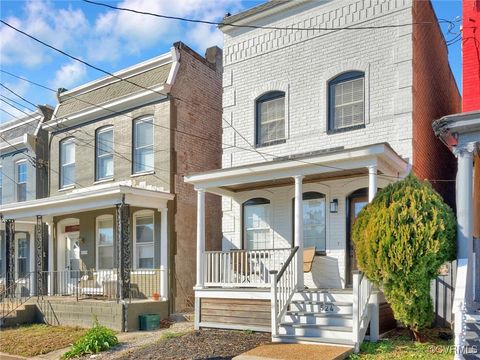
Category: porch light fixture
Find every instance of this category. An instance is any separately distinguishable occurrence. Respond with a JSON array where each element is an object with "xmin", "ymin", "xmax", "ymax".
[{"xmin": 329, "ymin": 199, "xmax": 338, "ymax": 213}]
